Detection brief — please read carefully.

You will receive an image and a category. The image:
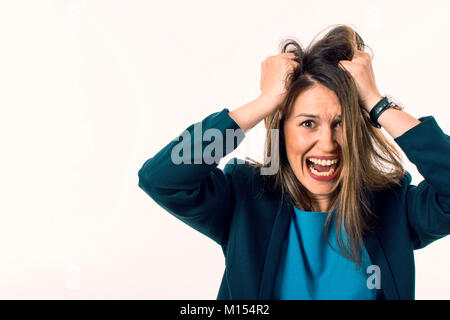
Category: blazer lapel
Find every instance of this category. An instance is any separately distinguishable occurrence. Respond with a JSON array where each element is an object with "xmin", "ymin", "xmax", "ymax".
[
  {"xmin": 258, "ymin": 193, "xmax": 293, "ymax": 299},
  {"xmin": 363, "ymin": 229, "xmax": 400, "ymax": 299}
]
